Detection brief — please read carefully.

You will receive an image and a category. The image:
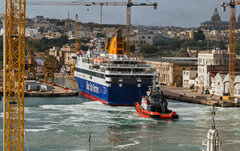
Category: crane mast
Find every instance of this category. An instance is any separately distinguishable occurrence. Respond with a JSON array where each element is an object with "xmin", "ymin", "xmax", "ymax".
[
  {"xmin": 75, "ymin": 14, "xmax": 82, "ymax": 52},
  {"xmin": 222, "ymin": 0, "xmax": 239, "ymax": 98},
  {"xmin": 4, "ymin": 0, "xmax": 26, "ymax": 150},
  {"xmin": 229, "ymin": 6, "xmax": 236, "ymax": 97},
  {"xmin": 126, "ymin": 0, "xmax": 132, "ymax": 56},
  {"xmin": 71, "ymin": 14, "xmax": 82, "ymax": 76}
]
